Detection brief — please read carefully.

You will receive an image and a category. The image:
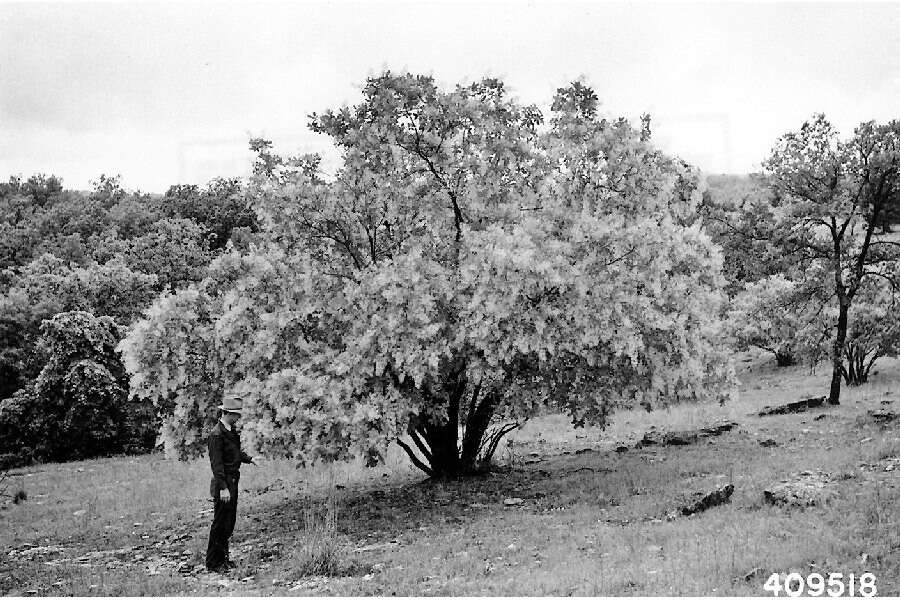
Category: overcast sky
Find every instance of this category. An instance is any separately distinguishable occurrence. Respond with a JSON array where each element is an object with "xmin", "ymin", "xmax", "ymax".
[{"xmin": 2, "ymin": 1, "xmax": 900, "ymax": 192}]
